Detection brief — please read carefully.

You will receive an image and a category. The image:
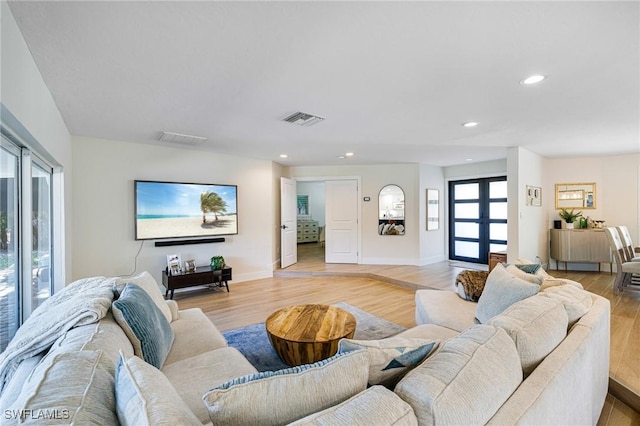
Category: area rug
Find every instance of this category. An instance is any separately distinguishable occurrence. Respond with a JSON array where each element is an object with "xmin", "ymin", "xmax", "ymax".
[{"xmin": 222, "ymin": 302, "xmax": 406, "ymax": 372}]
